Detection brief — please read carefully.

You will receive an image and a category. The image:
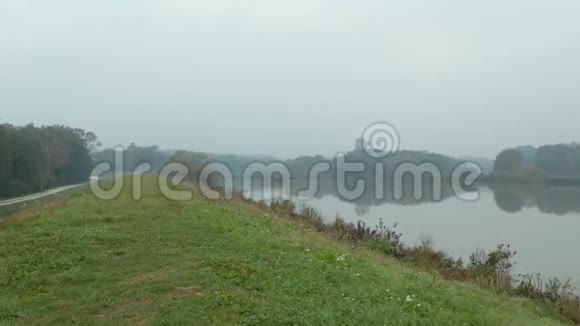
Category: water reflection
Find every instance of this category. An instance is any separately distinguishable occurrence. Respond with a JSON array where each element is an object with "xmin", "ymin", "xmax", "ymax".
[
  {"xmin": 492, "ymin": 182, "xmax": 580, "ymax": 215},
  {"xmin": 239, "ymin": 177, "xmax": 458, "ymax": 216},
  {"xmin": 237, "ymin": 177, "xmax": 580, "ymax": 286},
  {"xmin": 238, "ymin": 177, "xmax": 580, "ymax": 217}
]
